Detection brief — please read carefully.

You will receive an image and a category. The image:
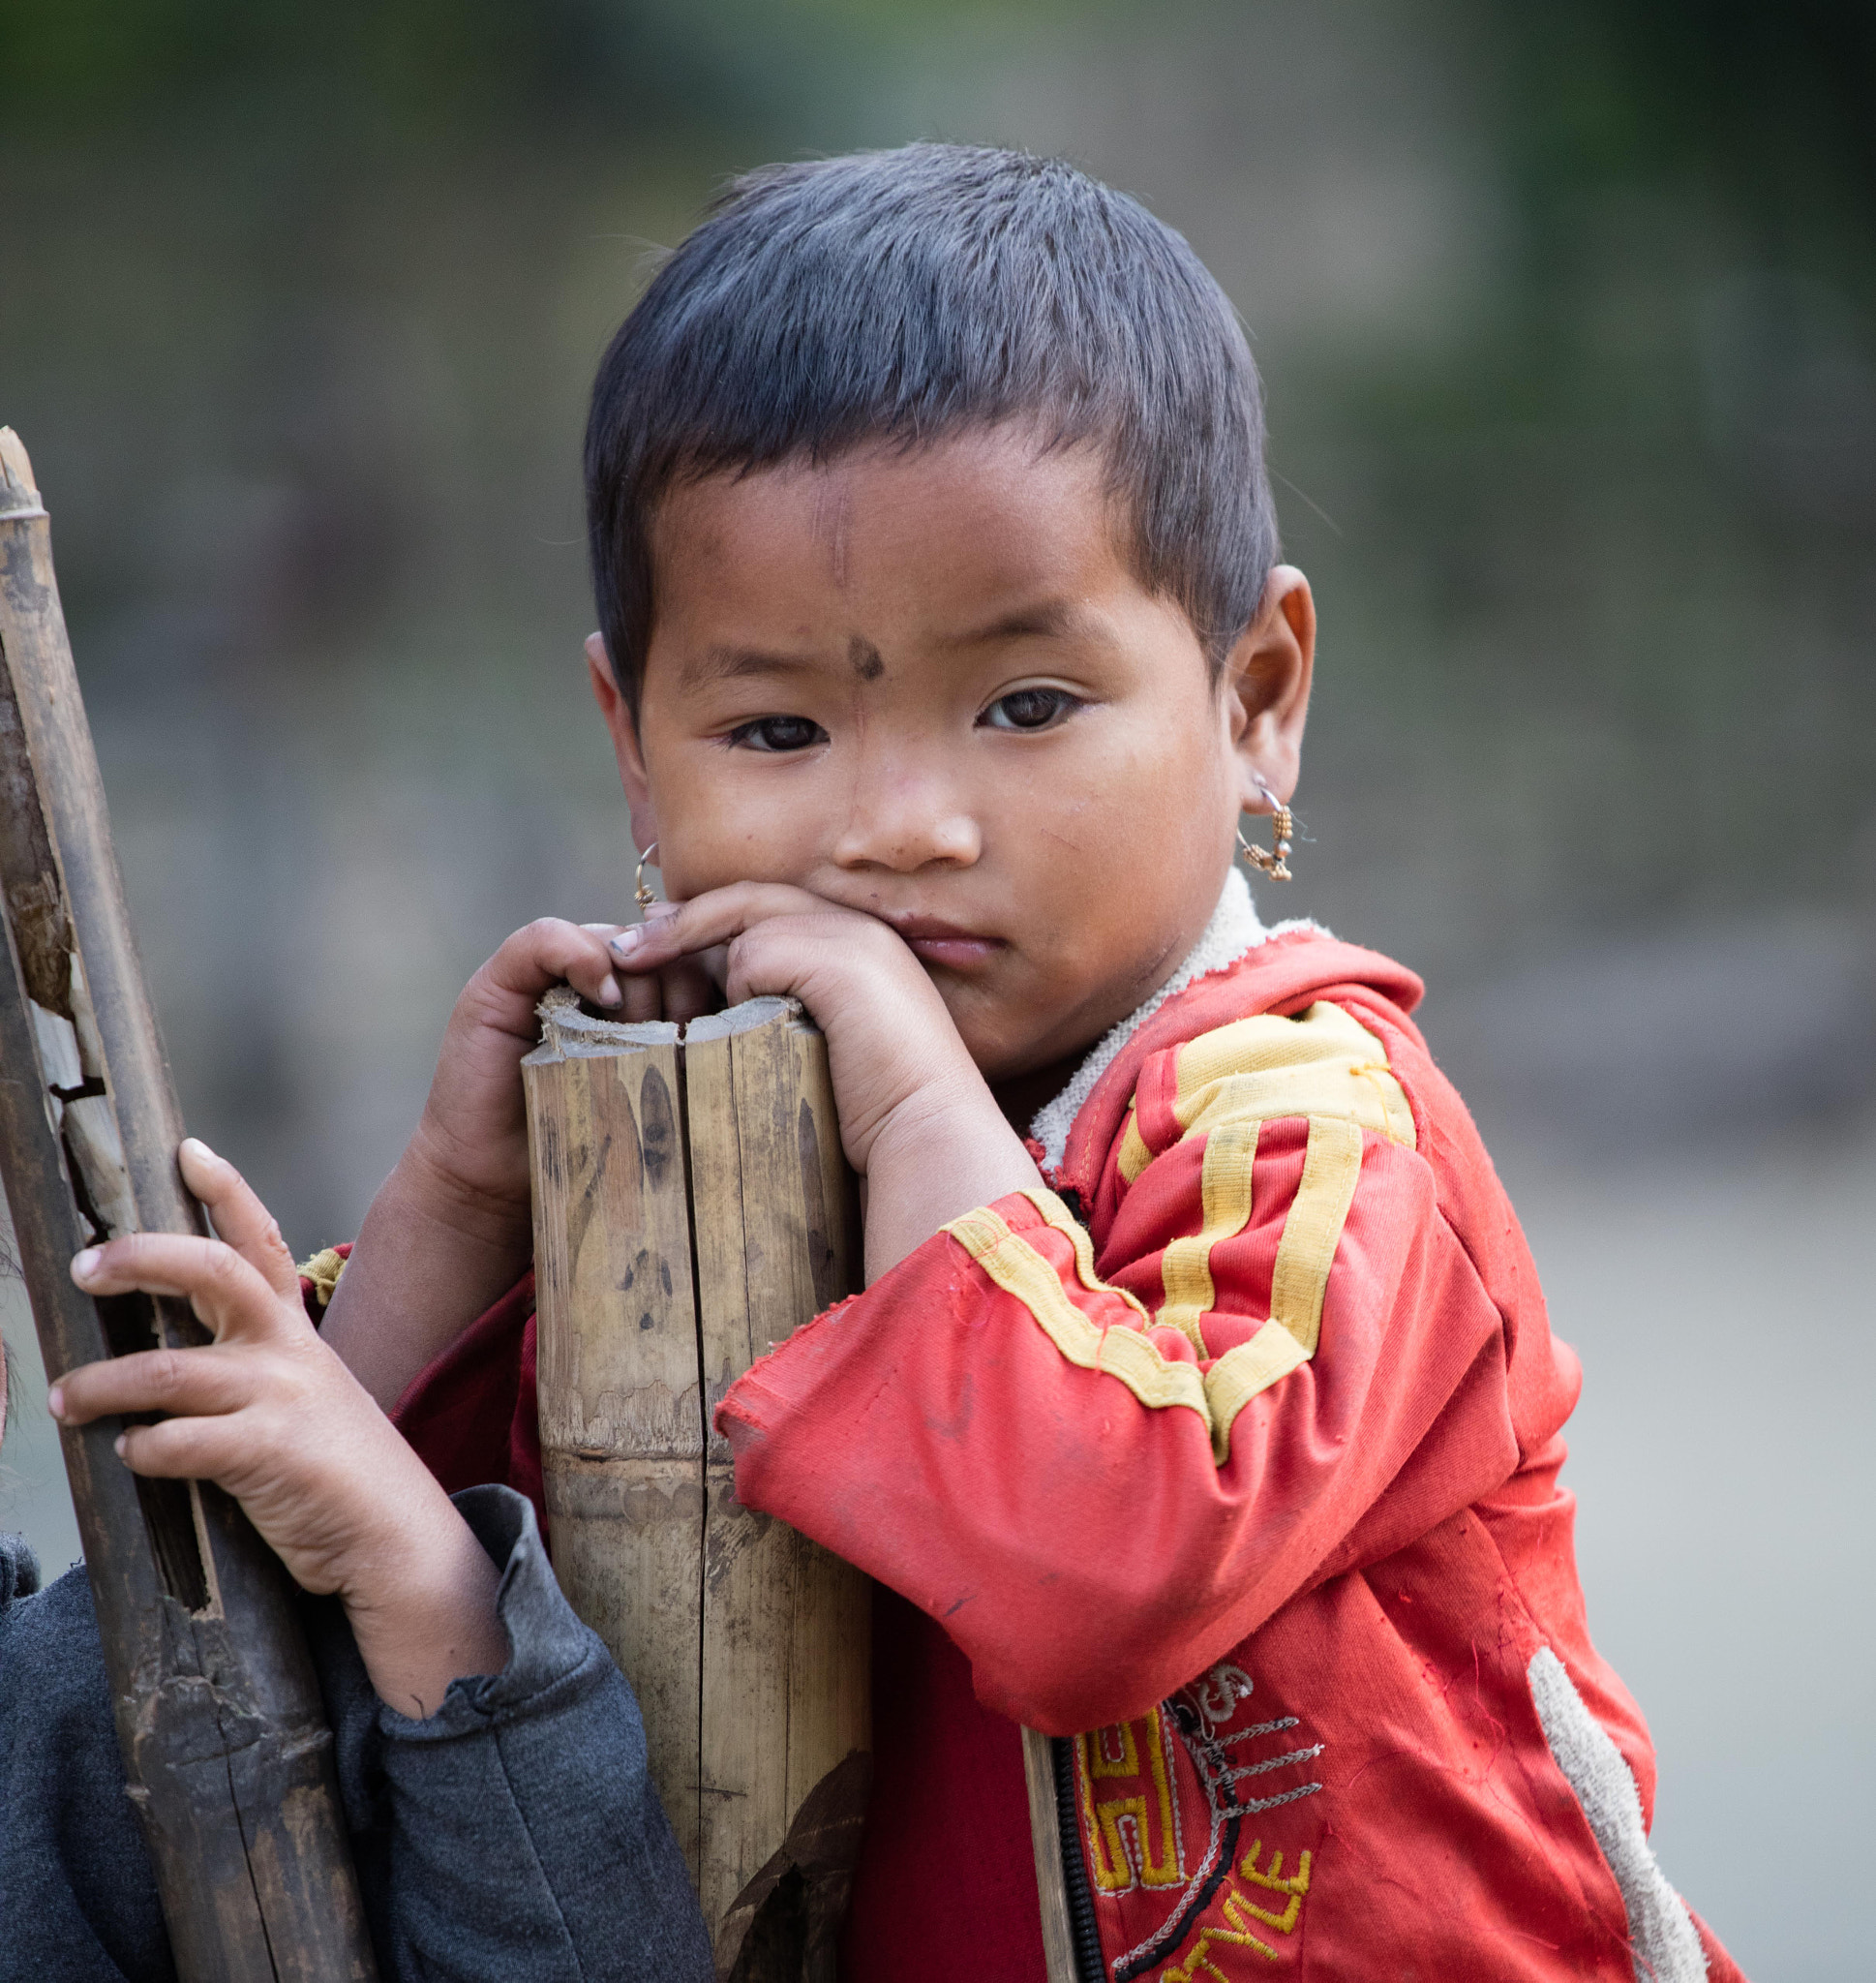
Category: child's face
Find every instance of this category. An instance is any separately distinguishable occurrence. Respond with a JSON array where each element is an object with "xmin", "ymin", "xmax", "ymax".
[{"xmin": 592, "ymin": 428, "xmax": 1313, "ymax": 1082}]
